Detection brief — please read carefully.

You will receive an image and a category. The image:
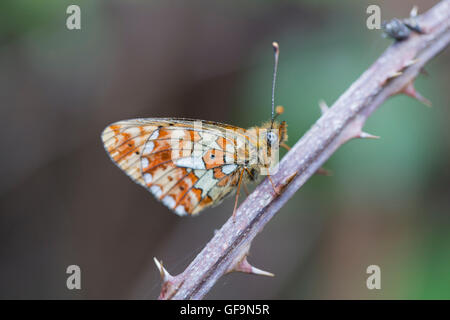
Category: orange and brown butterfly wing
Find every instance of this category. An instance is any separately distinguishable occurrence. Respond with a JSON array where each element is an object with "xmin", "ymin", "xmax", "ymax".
[{"xmin": 101, "ymin": 118, "xmax": 250, "ymax": 216}]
